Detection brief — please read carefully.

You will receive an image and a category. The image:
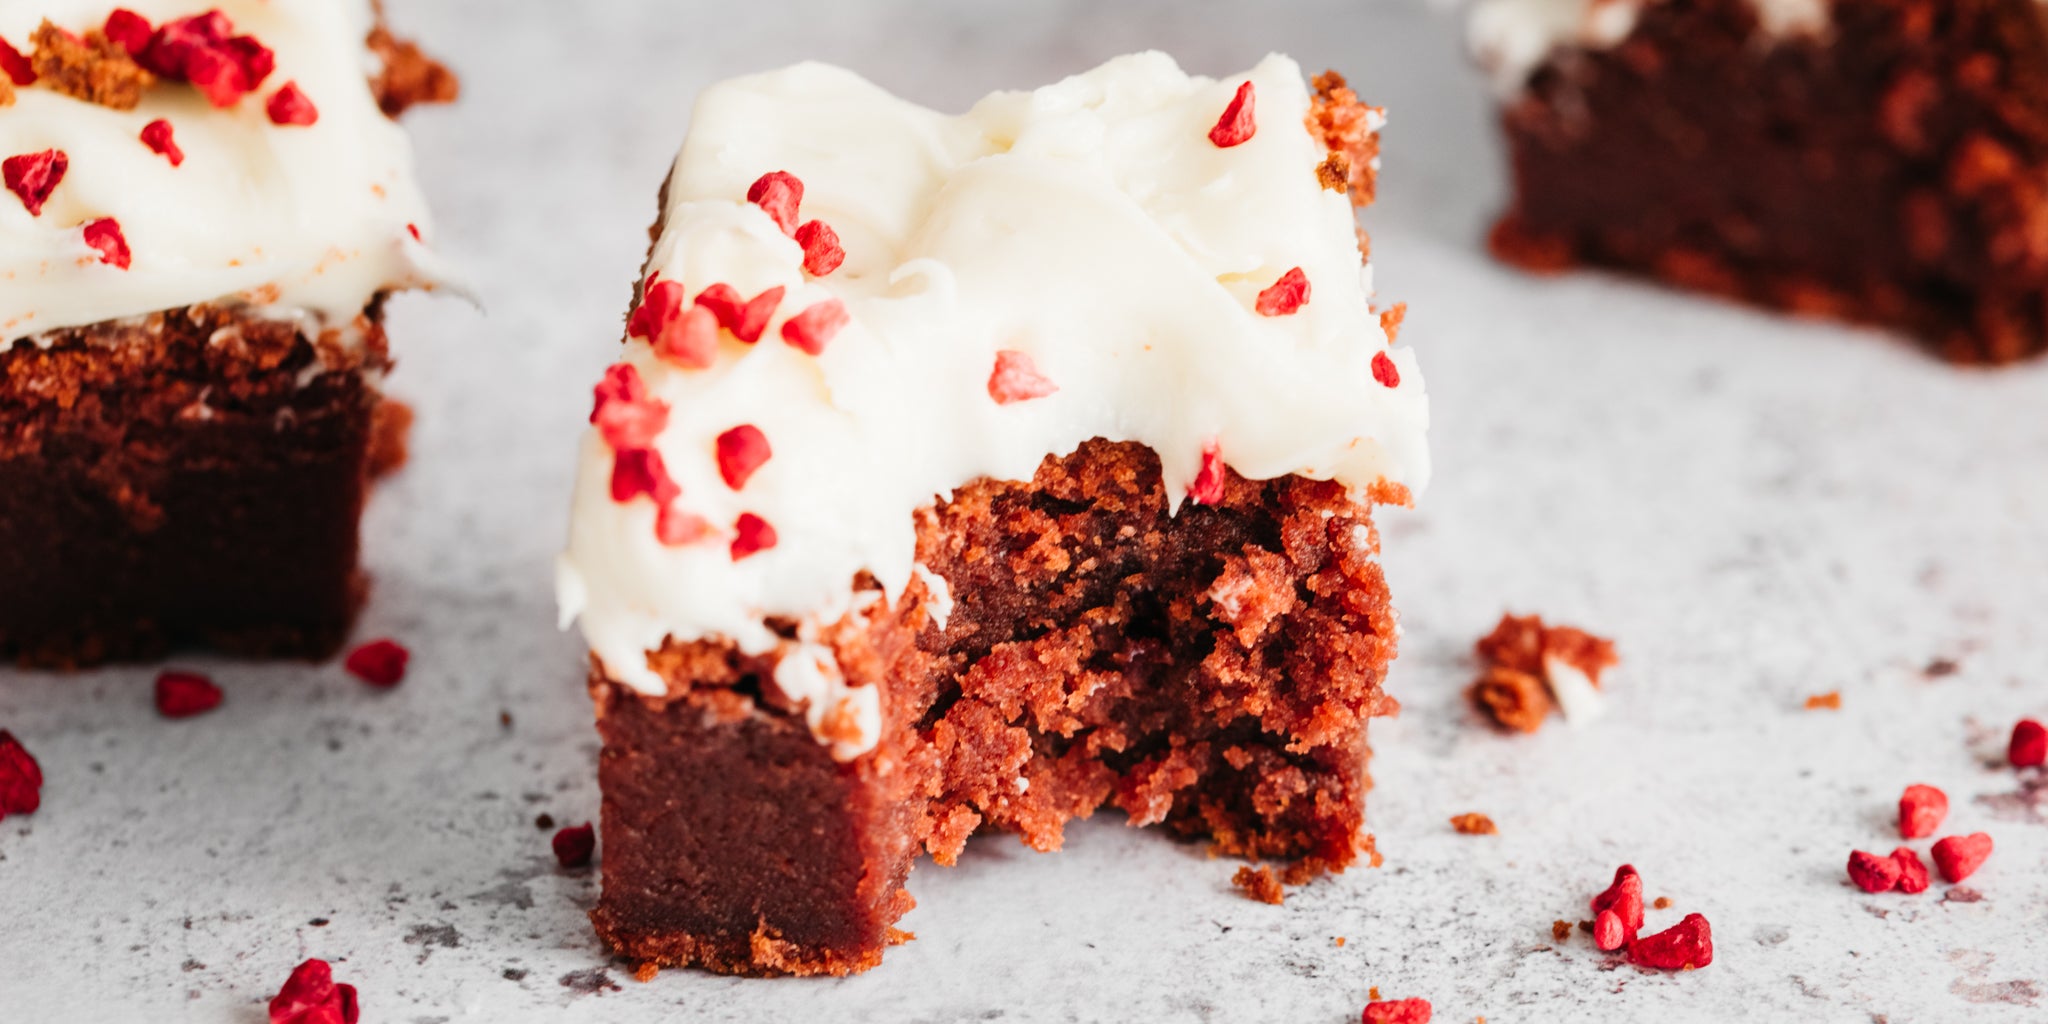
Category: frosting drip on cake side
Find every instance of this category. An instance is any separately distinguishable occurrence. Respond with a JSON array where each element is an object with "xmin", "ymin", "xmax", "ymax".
[
  {"xmin": 0, "ymin": 0, "xmax": 447, "ymax": 350},
  {"xmin": 1469, "ymin": 0, "xmax": 1836, "ymax": 93},
  {"xmin": 556, "ymin": 53, "xmax": 1430, "ymax": 754}
]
